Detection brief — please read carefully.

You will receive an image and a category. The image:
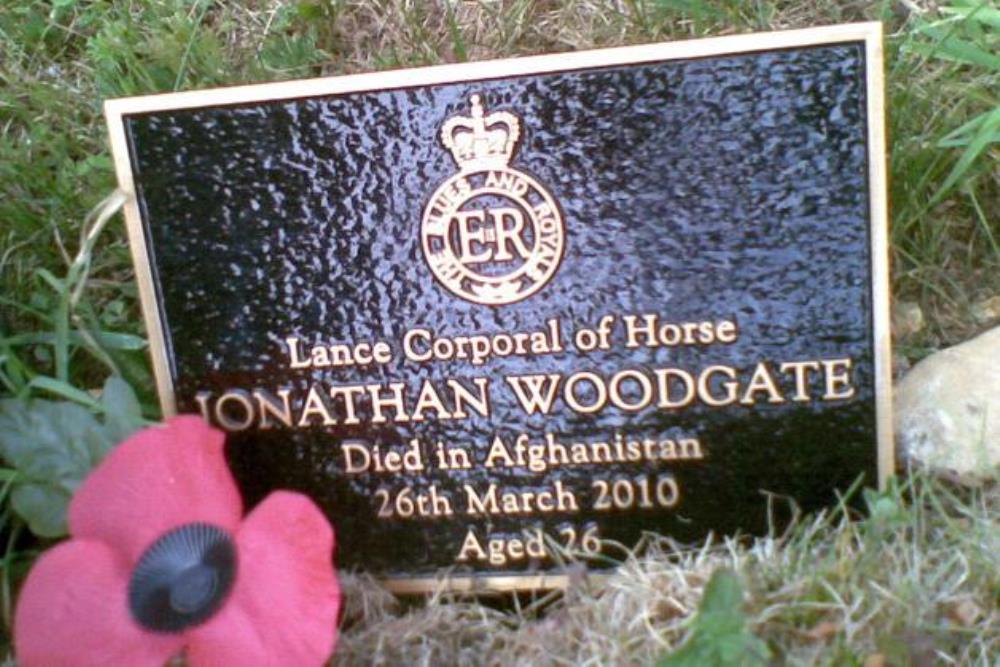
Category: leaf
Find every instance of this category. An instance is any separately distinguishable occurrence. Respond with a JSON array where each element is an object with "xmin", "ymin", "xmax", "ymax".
[
  {"xmin": 0, "ymin": 400, "xmax": 98, "ymax": 473},
  {"xmin": 101, "ymin": 375, "xmax": 147, "ymax": 445},
  {"xmin": 657, "ymin": 569, "xmax": 770, "ymax": 667},
  {"xmin": 11, "ymin": 484, "xmax": 72, "ymax": 538},
  {"xmin": 0, "ymin": 378, "xmax": 145, "ymax": 538},
  {"xmin": 94, "ymin": 331, "xmax": 148, "ymax": 351}
]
